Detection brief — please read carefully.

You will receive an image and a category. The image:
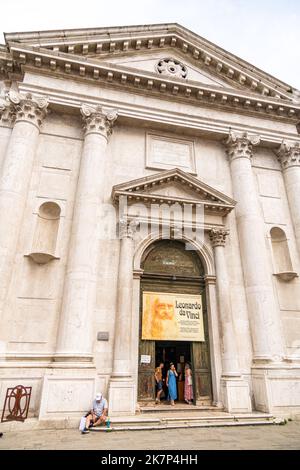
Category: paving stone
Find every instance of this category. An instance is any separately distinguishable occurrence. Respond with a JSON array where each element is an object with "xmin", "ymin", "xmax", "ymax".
[{"xmin": 0, "ymin": 422, "xmax": 300, "ymax": 450}]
